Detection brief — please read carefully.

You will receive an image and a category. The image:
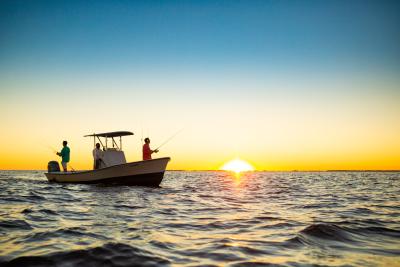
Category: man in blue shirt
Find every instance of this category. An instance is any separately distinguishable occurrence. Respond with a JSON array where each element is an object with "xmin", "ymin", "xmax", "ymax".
[{"xmin": 57, "ymin": 141, "xmax": 70, "ymax": 172}]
